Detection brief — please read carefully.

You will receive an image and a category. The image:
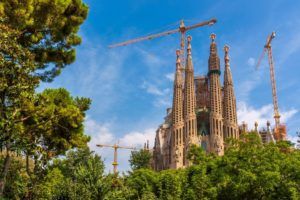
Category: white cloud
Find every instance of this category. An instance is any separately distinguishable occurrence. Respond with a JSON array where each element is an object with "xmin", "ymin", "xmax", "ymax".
[
  {"xmin": 247, "ymin": 57, "xmax": 256, "ymax": 67},
  {"xmin": 281, "ymin": 109, "xmax": 298, "ymax": 123},
  {"xmin": 117, "ymin": 129, "xmax": 156, "ymax": 173},
  {"xmin": 288, "ymin": 135, "xmax": 298, "ymax": 147},
  {"xmin": 86, "ymin": 117, "xmax": 114, "ymax": 148},
  {"xmin": 38, "ymin": 35, "xmax": 131, "ymax": 116},
  {"xmin": 237, "ymin": 101, "xmax": 298, "ymax": 131},
  {"xmin": 165, "ymin": 73, "xmax": 174, "ymax": 81},
  {"xmin": 85, "ymin": 117, "xmax": 156, "ymax": 173},
  {"xmin": 277, "ymin": 30, "xmax": 300, "ymax": 65},
  {"xmin": 85, "ymin": 117, "xmax": 116, "ymax": 170},
  {"xmin": 141, "ymin": 81, "xmax": 172, "ymax": 107},
  {"xmin": 120, "ymin": 128, "xmax": 156, "ymax": 149},
  {"xmin": 138, "ymin": 48, "xmax": 166, "ymax": 67},
  {"xmin": 154, "ymin": 97, "xmax": 171, "ymax": 108},
  {"xmin": 141, "ymin": 81, "xmax": 164, "ymax": 96},
  {"xmin": 235, "ymin": 67, "xmax": 265, "ymax": 102}
]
